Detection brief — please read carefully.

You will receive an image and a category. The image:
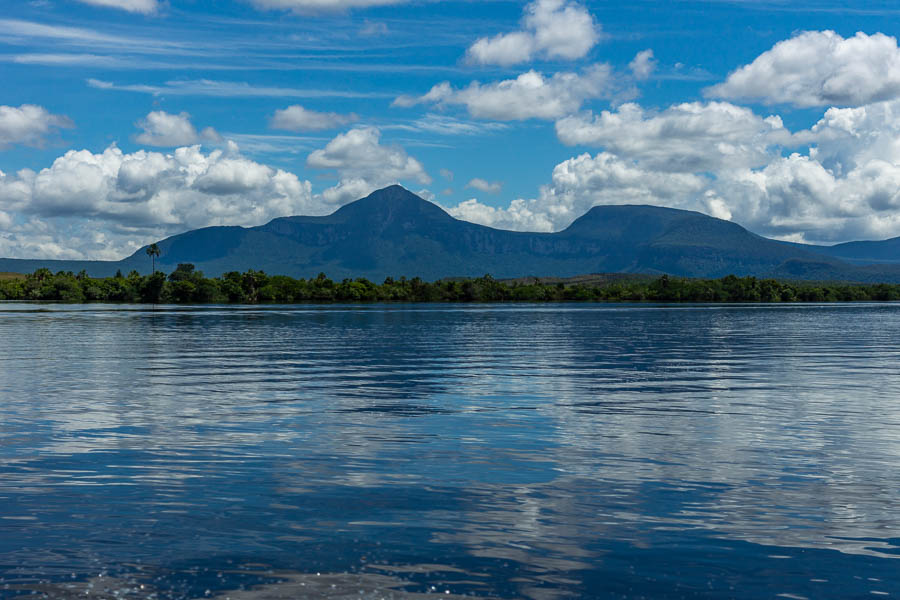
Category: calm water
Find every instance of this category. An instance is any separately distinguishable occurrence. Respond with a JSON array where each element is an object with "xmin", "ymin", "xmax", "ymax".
[{"xmin": 1, "ymin": 303, "xmax": 900, "ymax": 599}]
